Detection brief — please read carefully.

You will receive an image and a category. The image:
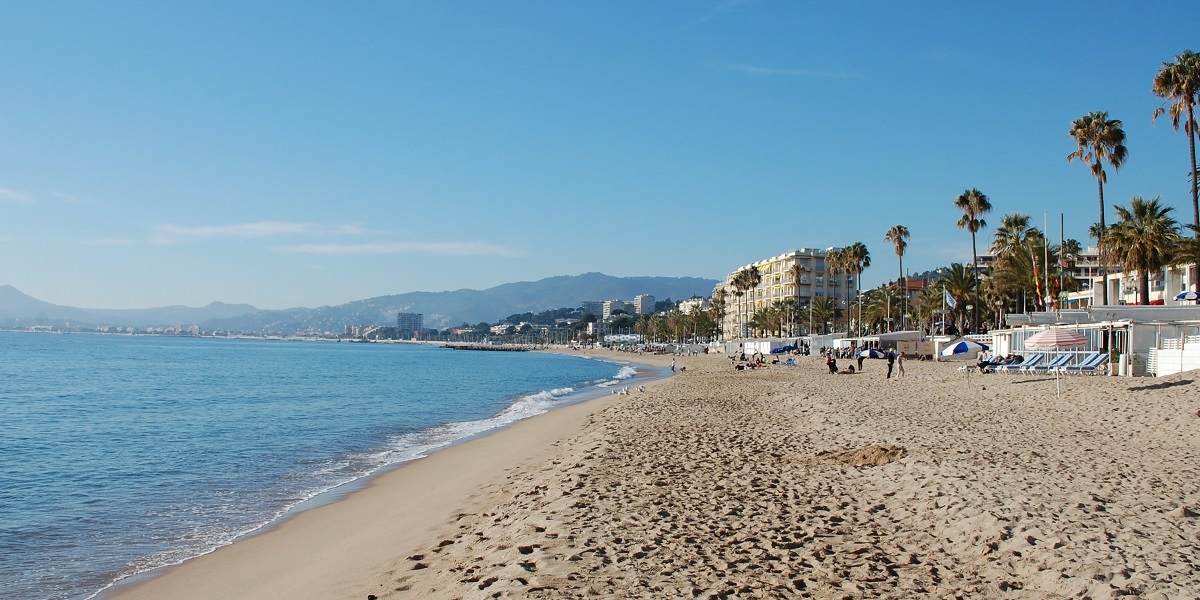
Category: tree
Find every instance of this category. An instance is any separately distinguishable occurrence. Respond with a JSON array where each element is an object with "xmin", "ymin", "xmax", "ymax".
[
  {"xmin": 861, "ymin": 286, "xmax": 899, "ymax": 333},
  {"xmin": 955, "ymin": 188, "xmax": 992, "ymax": 332},
  {"xmin": 990, "ymin": 213, "xmax": 1041, "ymax": 311},
  {"xmin": 938, "ymin": 263, "xmax": 976, "ymax": 334},
  {"xmin": 787, "ymin": 260, "xmax": 807, "ymax": 336},
  {"xmin": 806, "ymin": 297, "xmax": 836, "ymax": 334},
  {"xmin": 710, "ymin": 288, "xmax": 727, "ymax": 340},
  {"xmin": 846, "ymin": 242, "xmax": 871, "ymax": 334},
  {"xmin": 1153, "ymin": 49, "xmax": 1200, "ymax": 294},
  {"xmin": 1068, "ymin": 111, "xmax": 1128, "ymax": 306},
  {"xmin": 884, "ymin": 225, "xmax": 910, "ymax": 329},
  {"xmin": 825, "ymin": 248, "xmax": 849, "ymax": 332},
  {"xmin": 731, "ymin": 266, "xmax": 762, "ymax": 339},
  {"xmin": 1104, "ymin": 196, "xmax": 1180, "ymax": 304}
]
